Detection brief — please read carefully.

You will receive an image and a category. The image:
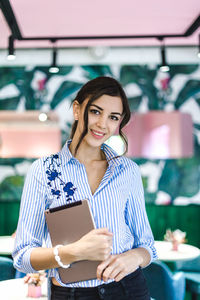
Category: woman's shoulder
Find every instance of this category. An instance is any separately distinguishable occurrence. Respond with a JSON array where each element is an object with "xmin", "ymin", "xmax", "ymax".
[
  {"xmin": 103, "ymin": 143, "xmax": 140, "ymax": 171},
  {"xmin": 120, "ymin": 155, "xmax": 140, "ymax": 172},
  {"xmin": 28, "ymin": 151, "xmax": 61, "ymax": 174}
]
